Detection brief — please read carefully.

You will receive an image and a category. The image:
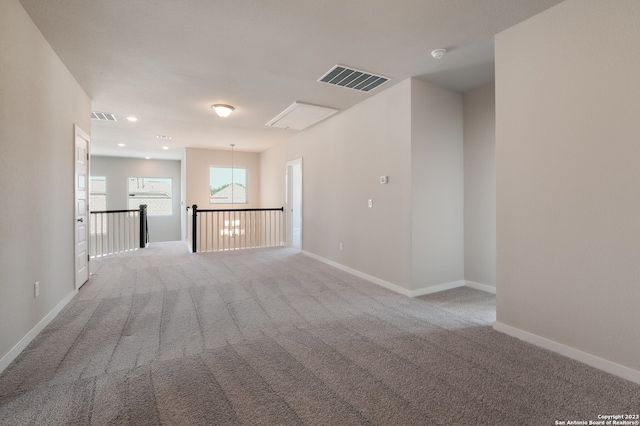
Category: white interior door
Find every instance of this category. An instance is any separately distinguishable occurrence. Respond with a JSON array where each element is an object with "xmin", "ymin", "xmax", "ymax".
[
  {"xmin": 286, "ymin": 158, "xmax": 302, "ymax": 250},
  {"xmin": 75, "ymin": 125, "xmax": 90, "ymax": 289}
]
